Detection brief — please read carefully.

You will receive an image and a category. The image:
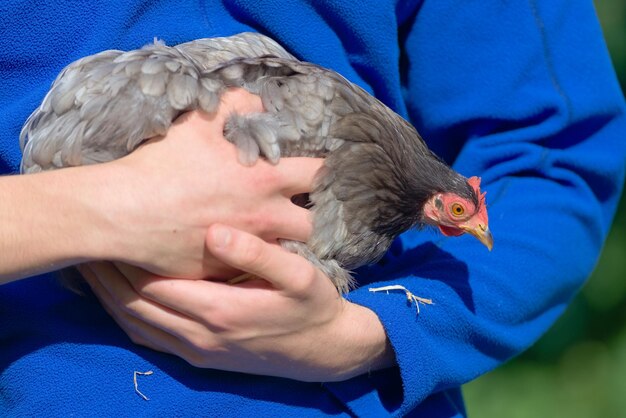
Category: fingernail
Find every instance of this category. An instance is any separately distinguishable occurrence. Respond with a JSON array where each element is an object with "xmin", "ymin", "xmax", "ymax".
[{"xmin": 211, "ymin": 225, "xmax": 232, "ymax": 249}]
